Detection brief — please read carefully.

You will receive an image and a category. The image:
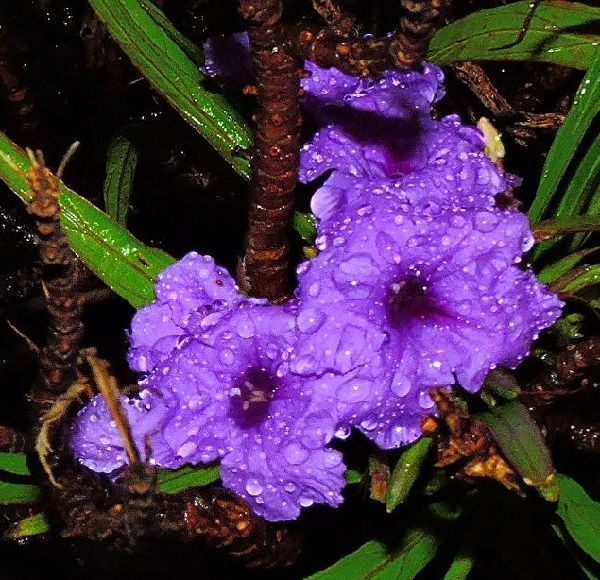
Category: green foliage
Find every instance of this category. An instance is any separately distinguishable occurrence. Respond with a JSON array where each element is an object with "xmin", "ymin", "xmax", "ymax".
[
  {"xmin": 0, "ymin": 481, "xmax": 40, "ymax": 505},
  {"xmin": 156, "ymin": 465, "xmax": 220, "ymax": 494},
  {"xmin": 429, "ymin": 1, "xmax": 600, "ymax": 70},
  {"xmin": 556, "ymin": 474, "xmax": 600, "ymax": 565},
  {"xmin": 529, "ymin": 45, "xmax": 600, "ymax": 253},
  {"xmin": 308, "ymin": 531, "xmax": 439, "ymax": 580},
  {"xmin": 89, "ymin": 0, "xmax": 252, "ymax": 179},
  {"xmin": 103, "ymin": 133, "xmax": 139, "ymax": 227},
  {"xmin": 0, "ymin": 452, "xmax": 31, "ymax": 476},
  {"xmin": 386, "ymin": 437, "xmax": 433, "ymax": 513},
  {"xmin": 3, "ymin": 513, "xmax": 50, "ymax": 540},
  {"xmin": 477, "ymin": 401, "xmax": 554, "ymax": 489},
  {"xmin": 538, "ymin": 247, "xmax": 600, "ymax": 285},
  {"xmin": 0, "ymin": 130, "xmax": 175, "ymax": 307}
]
